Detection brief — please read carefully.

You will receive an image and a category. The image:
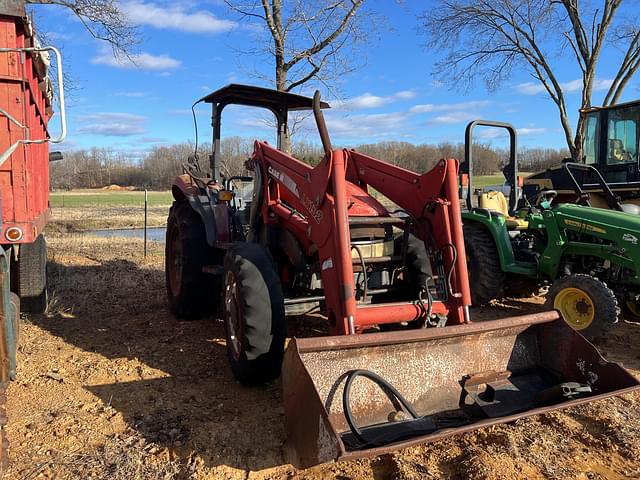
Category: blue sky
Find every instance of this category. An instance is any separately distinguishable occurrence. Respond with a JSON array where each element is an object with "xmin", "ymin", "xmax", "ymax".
[{"xmin": 31, "ymin": 0, "xmax": 640, "ymax": 158}]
